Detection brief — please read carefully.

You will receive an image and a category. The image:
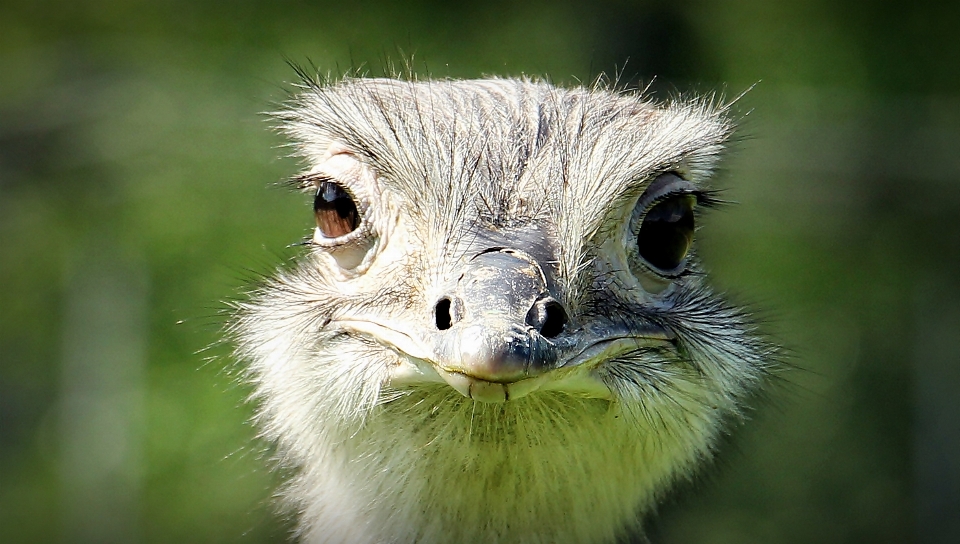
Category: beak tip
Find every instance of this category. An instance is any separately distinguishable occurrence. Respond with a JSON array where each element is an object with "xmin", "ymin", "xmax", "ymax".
[{"xmin": 434, "ymin": 366, "xmax": 545, "ymax": 403}]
